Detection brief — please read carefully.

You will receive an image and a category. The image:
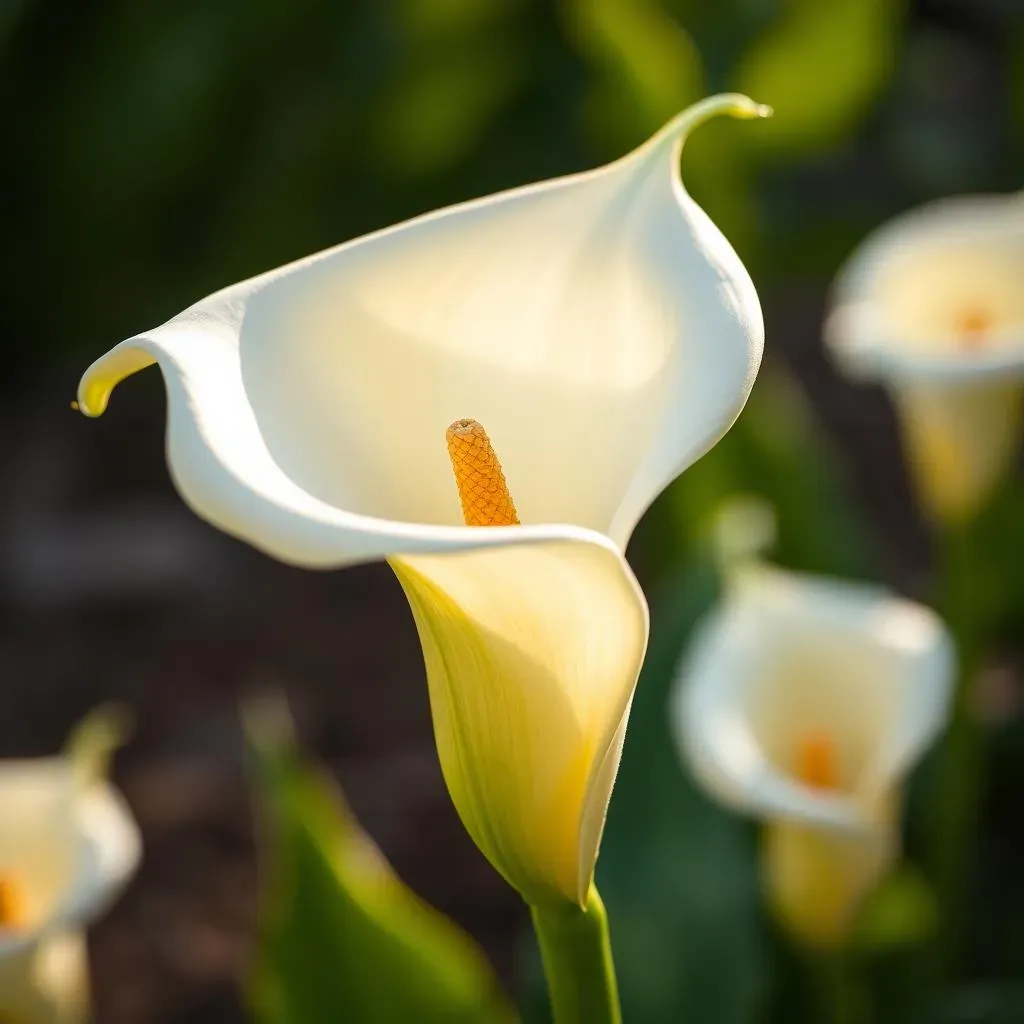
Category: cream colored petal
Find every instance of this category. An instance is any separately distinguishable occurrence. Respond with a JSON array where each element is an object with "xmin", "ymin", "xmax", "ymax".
[
  {"xmin": 0, "ymin": 932, "xmax": 88, "ymax": 1024},
  {"xmin": 57, "ymin": 781, "xmax": 140, "ymax": 932},
  {"xmin": 577, "ymin": 697, "xmax": 633, "ymax": 899},
  {"xmin": 80, "ymin": 95, "xmax": 766, "ymax": 551},
  {"xmin": 827, "ymin": 192, "xmax": 1024, "ymax": 383},
  {"xmin": 894, "ymin": 379, "xmax": 1024, "ymax": 524},
  {"xmin": 0, "ymin": 761, "xmax": 78, "ymax": 937},
  {"xmin": 391, "ymin": 536, "xmax": 648, "ymax": 907},
  {"xmin": 78, "ymin": 320, "xmax": 620, "ymax": 568},
  {"xmin": 672, "ymin": 569, "xmax": 953, "ymax": 833},
  {"xmin": 0, "ymin": 769, "xmax": 138, "ymax": 966},
  {"xmin": 762, "ymin": 801, "xmax": 897, "ymax": 948}
]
